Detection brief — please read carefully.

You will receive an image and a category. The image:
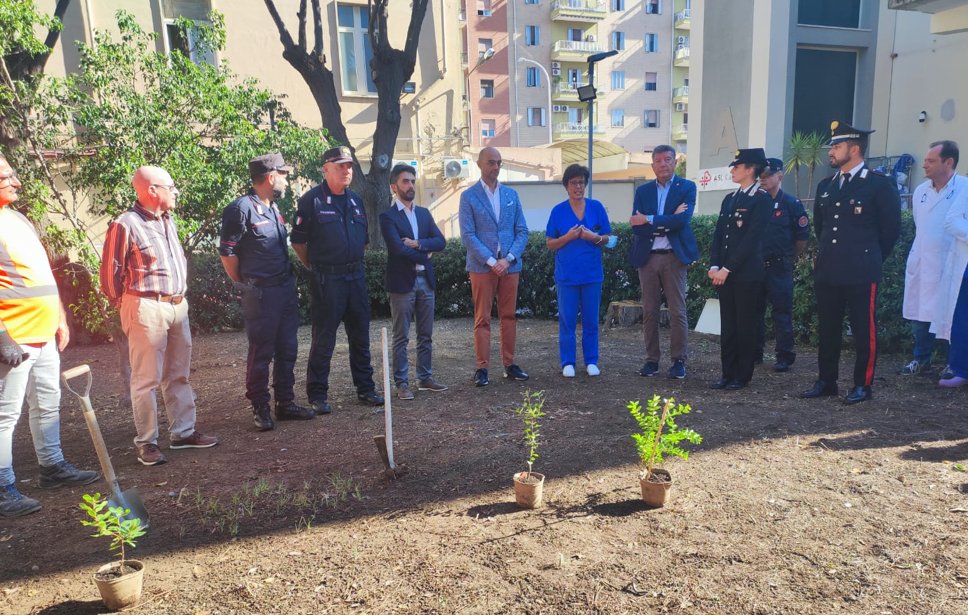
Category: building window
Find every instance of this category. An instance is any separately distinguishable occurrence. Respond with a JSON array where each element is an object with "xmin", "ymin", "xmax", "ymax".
[
  {"xmin": 480, "ymin": 79, "xmax": 495, "ymax": 98},
  {"xmin": 798, "ymin": 0, "xmax": 860, "ymax": 29},
  {"xmin": 567, "ymin": 68, "xmax": 582, "ymax": 84},
  {"xmin": 337, "ymin": 5, "xmax": 377, "ymax": 94},
  {"xmin": 684, "ymin": 73, "xmax": 690, "ymax": 86},
  {"xmin": 477, "ymin": 0, "xmax": 492, "ymax": 16},
  {"xmin": 568, "ymin": 28, "xmax": 583, "ymax": 42},
  {"xmin": 644, "ymin": 33, "xmax": 658, "ymax": 52},
  {"xmin": 646, "ymin": 0, "xmax": 661, "ymax": 14},
  {"xmin": 612, "ymin": 31, "xmax": 625, "ymax": 51},
  {"xmin": 527, "ymin": 108, "xmax": 547, "ymax": 127},
  {"xmin": 612, "ymin": 109, "xmax": 625, "ymax": 127},
  {"xmin": 481, "ymin": 119, "xmax": 496, "ymax": 138},
  {"xmin": 526, "ymin": 67, "xmax": 540, "ymax": 87},
  {"xmin": 525, "ymin": 0, "xmax": 539, "ymax": 4},
  {"xmin": 645, "ymin": 72, "xmax": 657, "ymax": 91},
  {"xmin": 792, "ymin": 47, "xmax": 857, "ymax": 136},
  {"xmin": 611, "ymin": 0, "xmax": 625, "ymax": 10},
  {"xmin": 644, "ymin": 110, "xmax": 660, "ymax": 128},
  {"xmin": 525, "ymin": 26, "xmax": 539, "ymax": 46},
  {"xmin": 478, "ymin": 38, "xmax": 493, "ymax": 59},
  {"xmin": 163, "ymin": 21, "xmax": 216, "ymax": 65},
  {"xmin": 611, "ymin": 71, "xmax": 625, "ymax": 90}
]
